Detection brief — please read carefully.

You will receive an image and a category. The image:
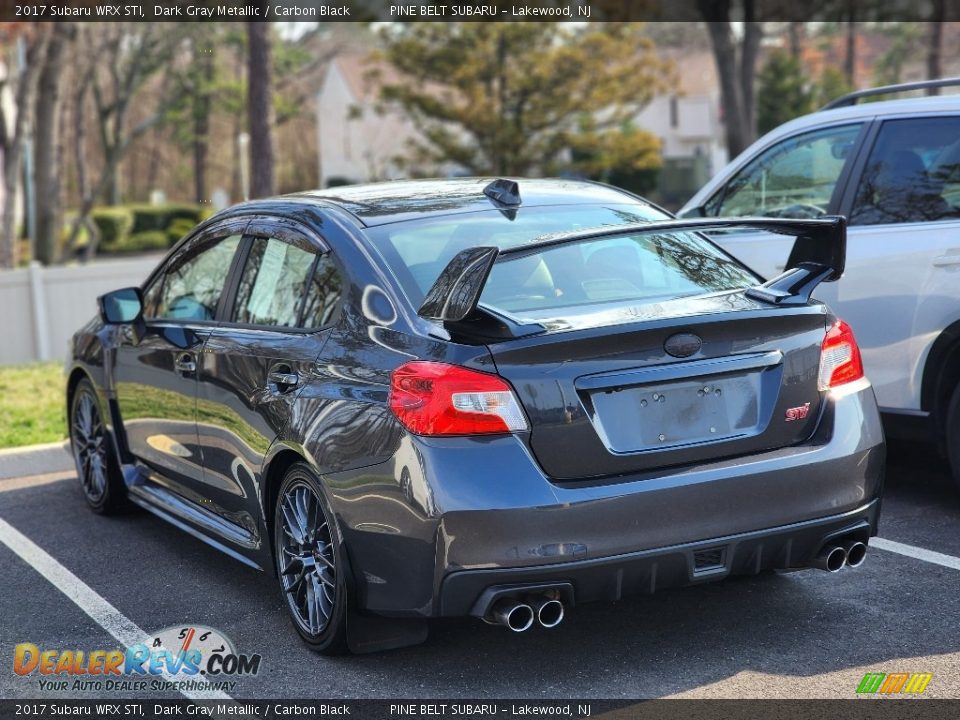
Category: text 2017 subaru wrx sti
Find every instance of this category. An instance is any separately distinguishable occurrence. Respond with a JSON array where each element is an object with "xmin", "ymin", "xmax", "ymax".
[{"xmin": 67, "ymin": 179, "xmax": 884, "ymax": 654}]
